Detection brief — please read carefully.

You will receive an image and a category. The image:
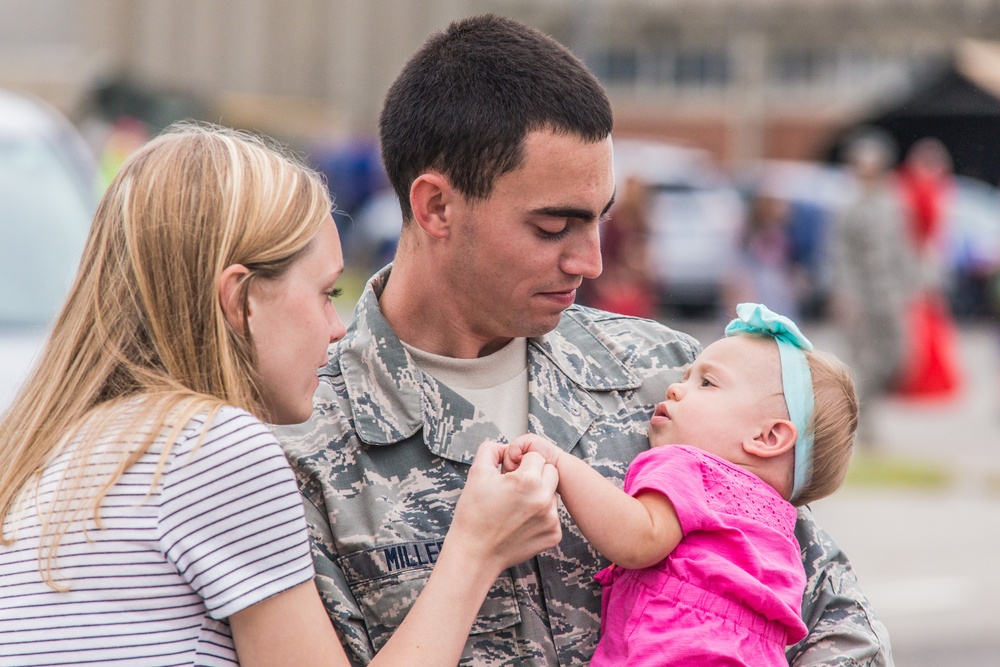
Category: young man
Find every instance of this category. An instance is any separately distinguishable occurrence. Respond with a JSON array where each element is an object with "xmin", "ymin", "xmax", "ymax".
[{"xmin": 277, "ymin": 14, "xmax": 892, "ymax": 666}]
